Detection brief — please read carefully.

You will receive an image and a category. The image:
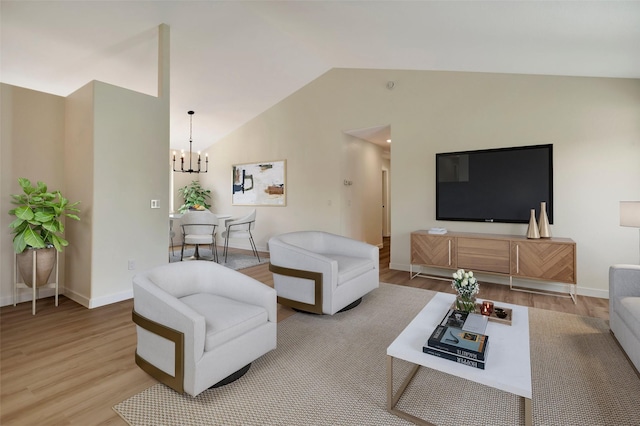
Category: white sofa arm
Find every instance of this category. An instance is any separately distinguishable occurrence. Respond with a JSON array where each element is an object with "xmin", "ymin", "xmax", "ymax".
[
  {"xmin": 609, "ymin": 264, "xmax": 640, "ymax": 312},
  {"xmin": 133, "ymin": 277, "xmax": 207, "ymax": 365},
  {"xmin": 610, "ymin": 265, "xmax": 640, "ymax": 298}
]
